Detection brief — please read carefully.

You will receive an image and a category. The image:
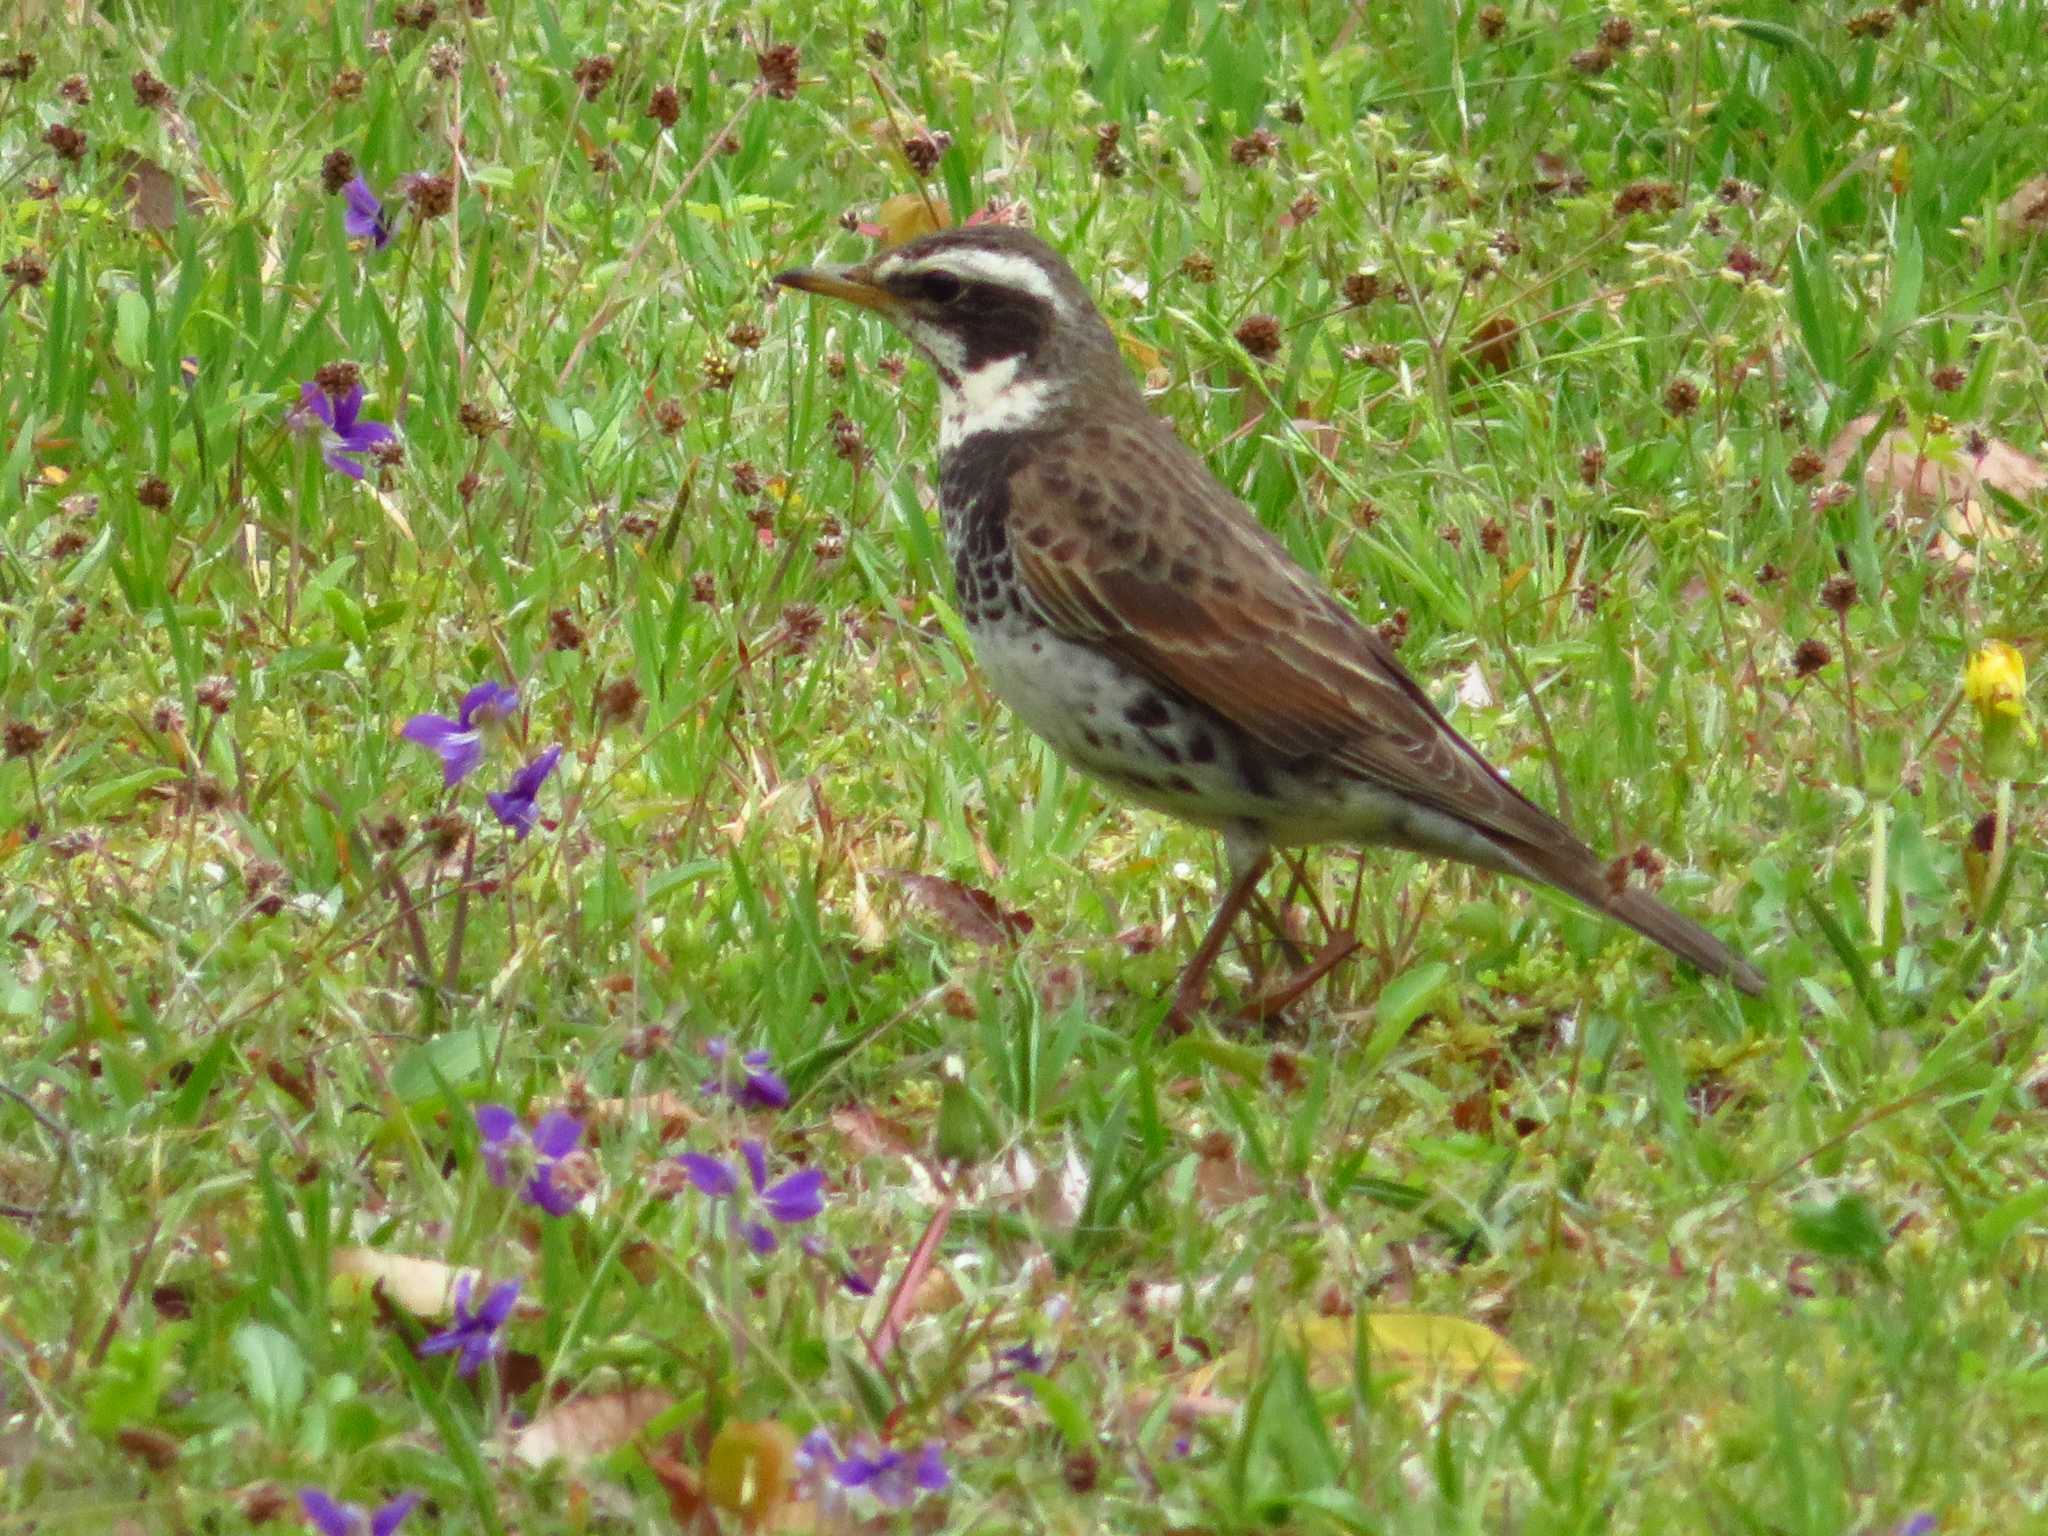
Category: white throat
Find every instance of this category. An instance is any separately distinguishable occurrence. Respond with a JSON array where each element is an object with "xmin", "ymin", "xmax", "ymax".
[{"xmin": 937, "ymin": 355, "xmax": 1056, "ymax": 454}]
